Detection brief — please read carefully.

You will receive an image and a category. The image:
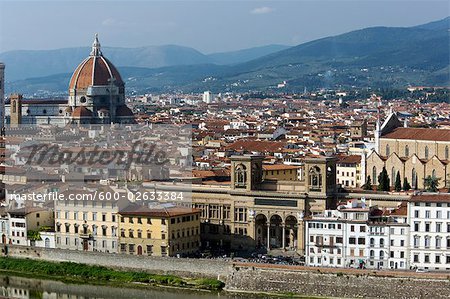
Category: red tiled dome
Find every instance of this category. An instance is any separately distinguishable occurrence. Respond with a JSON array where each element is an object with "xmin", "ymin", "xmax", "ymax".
[{"xmin": 69, "ymin": 35, "xmax": 124, "ymax": 91}]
